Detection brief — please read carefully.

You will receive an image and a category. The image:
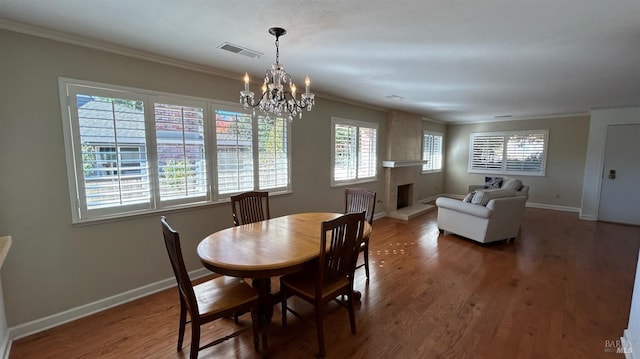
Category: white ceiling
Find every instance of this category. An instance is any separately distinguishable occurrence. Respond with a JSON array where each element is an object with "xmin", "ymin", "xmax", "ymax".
[{"xmin": 1, "ymin": 0, "xmax": 639, "ymax": 123}]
